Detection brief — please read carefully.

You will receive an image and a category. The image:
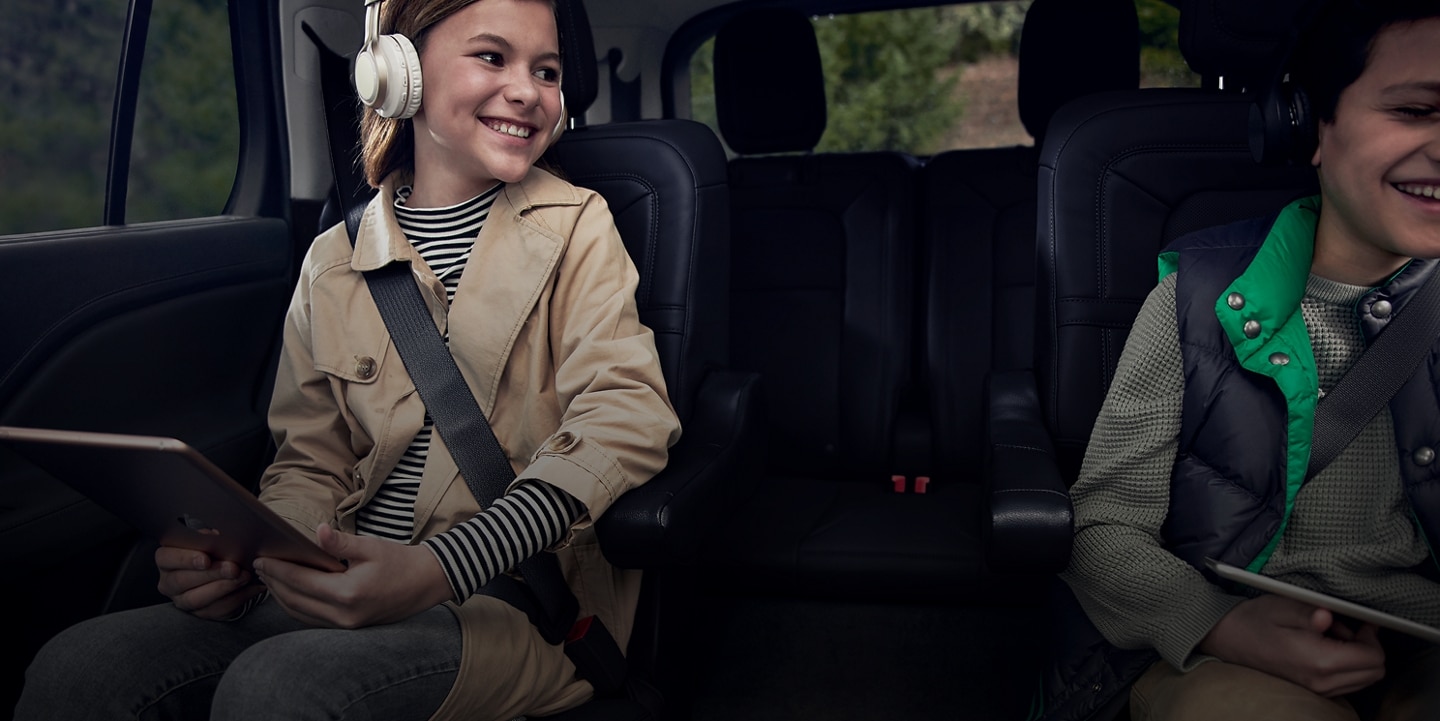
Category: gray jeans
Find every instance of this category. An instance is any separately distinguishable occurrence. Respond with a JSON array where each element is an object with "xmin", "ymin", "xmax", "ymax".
[{"xmin": 14, "ymin": 600, "xmax": 460, "ymax": 720}]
